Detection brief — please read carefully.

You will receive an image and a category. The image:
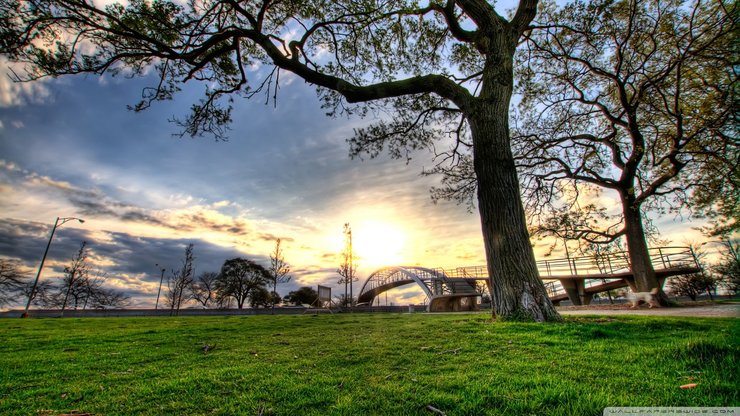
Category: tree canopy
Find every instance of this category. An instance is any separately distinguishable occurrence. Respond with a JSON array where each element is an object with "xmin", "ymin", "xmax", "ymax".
[
  {"xmin": 215, "ymin": 257, "xmax": 269, "ymax": 309},
  {"xmin": 513, "ymin": 0, "xmax": 737, "ymax": 301},
  {"xmin": 284, "ymin": 286, "xmax": 319, "ymax": 306}
]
